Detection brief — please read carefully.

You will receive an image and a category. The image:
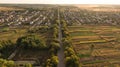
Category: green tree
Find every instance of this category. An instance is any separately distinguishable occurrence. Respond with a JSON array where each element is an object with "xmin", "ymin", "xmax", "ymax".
[
  {"xmin": 51, "ymin": 56, "xmax": 59, "ymax": 67},
  {"xmin": 6, "ymin": 61, "xmax": 14, "ymax": 67},
  {"xmin": 0, "ymin": 58, "xmax": 15, "ymax": 67},
  {"xmin": 50, "ymin": 42, "xmax": 60, "ymax": 54},
  {"xmin": 65, "ymin": 55, "xmax": 79, "ymax": 67},
  {"xmin": 45, "ymin": 56, "xmax": 59, "ymax": 67},
  {"xmin": 16, "ymin": 35, "xmax": 46, "ymax": 49},
  {"xmin": 24, "ymin": 63, "xmax": 32, "ymax": 67}
]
